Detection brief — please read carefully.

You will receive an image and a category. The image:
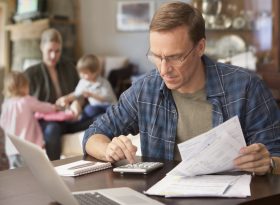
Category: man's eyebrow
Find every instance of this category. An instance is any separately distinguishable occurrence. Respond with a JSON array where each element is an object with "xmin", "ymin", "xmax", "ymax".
[
  {"xmin": 149, "ymin": 50, "xmax": 161, "ymax": 57},
  {"xmin": 150, "ymin": 50, "xmax": 183, "ymax": 58},
  {"xmin": 166, "ymin": 53, "xmax": 182, "ymax": 58}
]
